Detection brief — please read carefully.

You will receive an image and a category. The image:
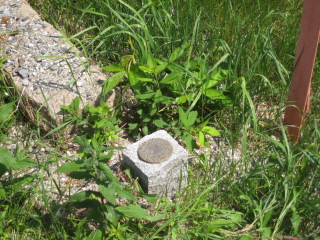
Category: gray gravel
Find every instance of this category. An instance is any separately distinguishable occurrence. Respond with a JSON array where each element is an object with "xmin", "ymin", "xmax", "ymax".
[{"xmin": 0, "ymin": 0, "xmax": 109, "ymax": 123}]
